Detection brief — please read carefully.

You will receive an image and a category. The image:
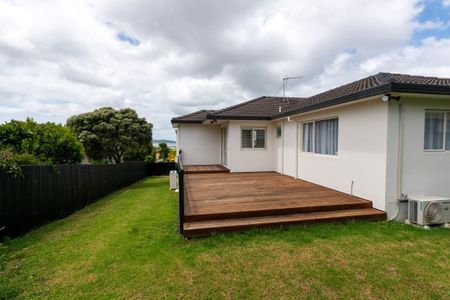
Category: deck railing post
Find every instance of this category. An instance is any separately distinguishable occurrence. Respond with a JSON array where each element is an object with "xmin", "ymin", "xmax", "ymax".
[
  {"xmin": 177, "ymin": 151, "xmax": 184, "ymax": 235},
  {"xmin": 178, "ymin": 169, "xmax": 184, "ymax": 234}
]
